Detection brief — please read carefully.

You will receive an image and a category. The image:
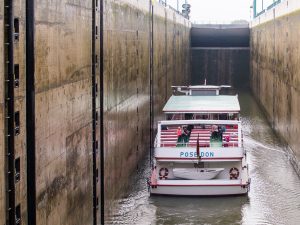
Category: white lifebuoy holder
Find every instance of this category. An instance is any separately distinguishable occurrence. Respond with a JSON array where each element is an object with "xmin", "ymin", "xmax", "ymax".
[
  {"xmin": 229, "ymin": 167, "xmax": 239, "ymax": 180},
  {"xmin": 159, "ymin": 168, "xmax": 169, "ymax": 180}
]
